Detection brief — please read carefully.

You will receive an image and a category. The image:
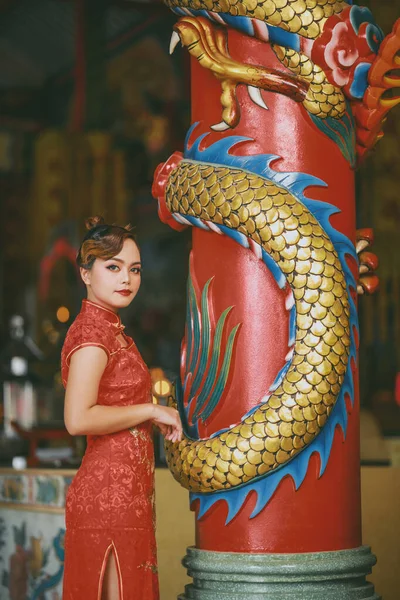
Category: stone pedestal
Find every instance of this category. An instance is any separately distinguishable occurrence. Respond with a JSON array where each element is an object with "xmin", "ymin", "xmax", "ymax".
[{"xmin": 178, "ymin": 546, "xmax": 379, "ymax": 600}]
